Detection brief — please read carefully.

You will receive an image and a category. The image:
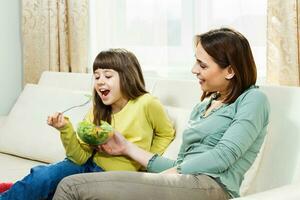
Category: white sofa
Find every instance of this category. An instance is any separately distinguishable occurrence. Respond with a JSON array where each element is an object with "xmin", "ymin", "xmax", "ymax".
[{"xmin": 0, "ymin": 71, "xmax": 300, "ymax": 199}]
